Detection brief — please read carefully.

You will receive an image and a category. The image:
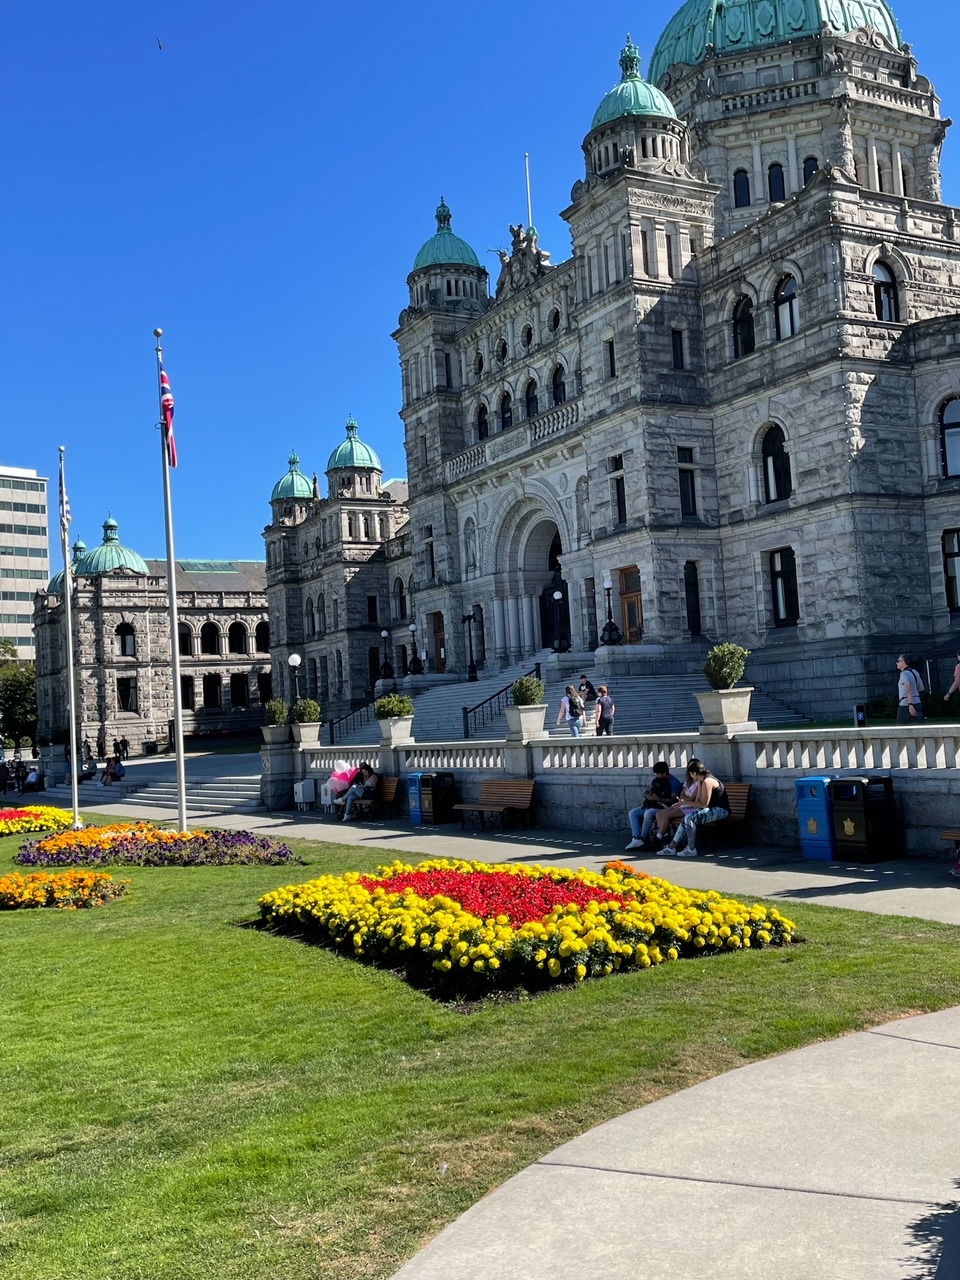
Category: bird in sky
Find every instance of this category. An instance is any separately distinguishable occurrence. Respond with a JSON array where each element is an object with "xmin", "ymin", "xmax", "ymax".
[{"xmin": 156, "ymin": 36, "xmax": 165, "ymax": 50}]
